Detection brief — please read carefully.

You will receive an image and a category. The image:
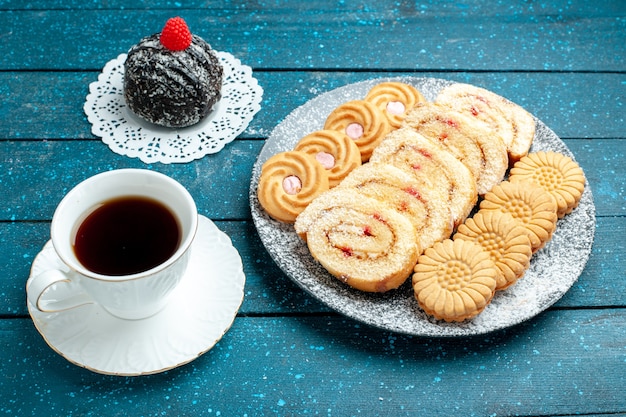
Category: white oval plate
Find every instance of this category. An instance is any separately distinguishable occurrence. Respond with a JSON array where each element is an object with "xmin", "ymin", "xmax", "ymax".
[{"xmin": 249, "ymin": 77, "xmax": 595, "ymax": 337}]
